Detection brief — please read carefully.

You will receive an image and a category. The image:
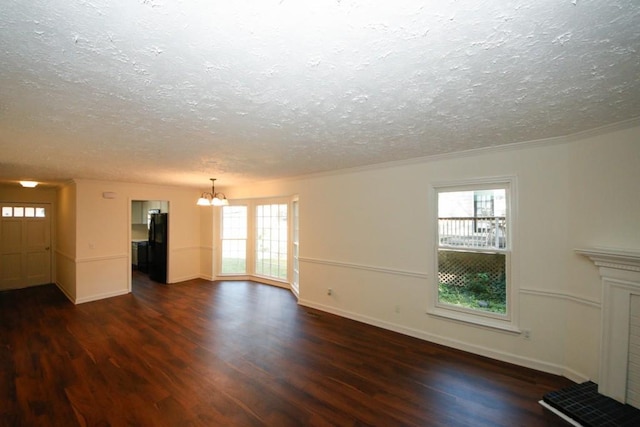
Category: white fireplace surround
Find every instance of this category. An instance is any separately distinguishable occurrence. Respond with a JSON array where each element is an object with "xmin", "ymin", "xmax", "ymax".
[{"xmin": 576, "ymin": 248, "xmax": 640, "ymax": 404}]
